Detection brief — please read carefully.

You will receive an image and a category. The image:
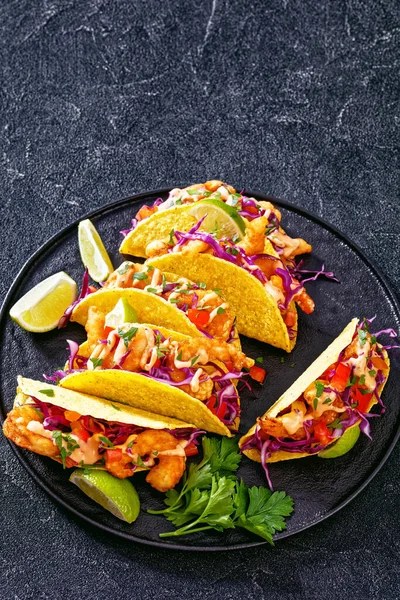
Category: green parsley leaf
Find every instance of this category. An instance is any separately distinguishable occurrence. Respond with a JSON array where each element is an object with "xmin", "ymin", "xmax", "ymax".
[
  {"xmin": 216, "ymin": 307, "xmax": 225, "ymax": 315},
  {"xmin": 39, "ymin": 389, "xmax": 55, "ymax": 397},
  {"xmin": 133, "ymin": 271, "xmax": 148, "ymax": 281},
  {"xmin": 358, "ymin": 328, "xmax": 368, "ymax": 347},
  {"xmin": 315, "ymin": 381, "xmax": 325, "ymax": 398},
  {"xmin": 280, "ymin": 357, "xmax": 285, "ymax": 364},
  {"xmin": 99, "ymin": 435, "xmax": 114, "ymax": 448},
  {"xmin": 90, "ymin": 358, "xmax": 103, "ymax": 369},
  {"xmin": 117, "ymin": 326, "xmax": 138, "ymax": 348},
  {"xmin": 237, "ymin": 487, "xmax": 294, "ymax": 545},
  {"xmin": 117, "ymin": 262, "xmax": 131, "ymax": 274}
]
